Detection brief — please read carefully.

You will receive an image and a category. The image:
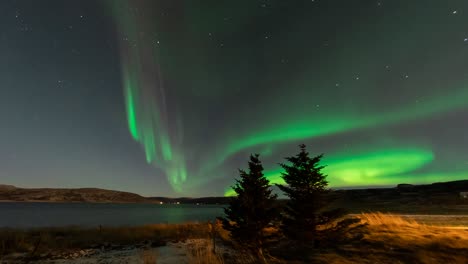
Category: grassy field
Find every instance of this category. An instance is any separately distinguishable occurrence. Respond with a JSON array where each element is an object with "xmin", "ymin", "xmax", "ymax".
[
  {"xmin": 311, "ymin": 213, "xmax": 468, "ymax": 264},
  {"xmin": 1, "ymin": 213, "xmax": 467, "ymax": 263}
]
